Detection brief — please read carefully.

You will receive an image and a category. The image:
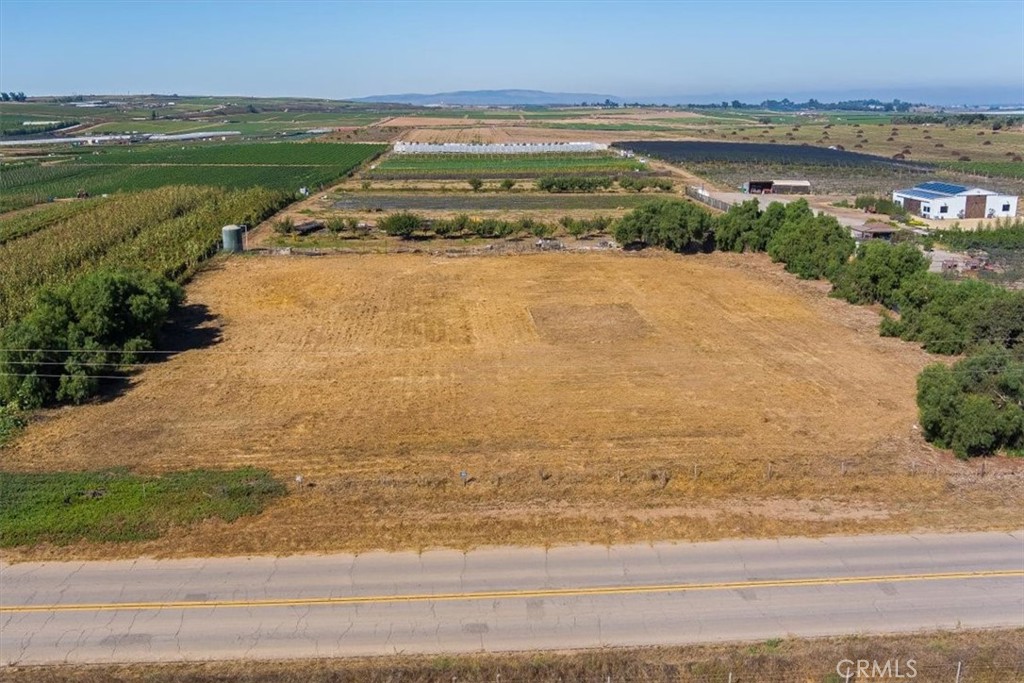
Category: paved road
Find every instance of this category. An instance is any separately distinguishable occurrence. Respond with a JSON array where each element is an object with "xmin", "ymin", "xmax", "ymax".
[{"xmin": 2, "ymin": 531, "xmax": 1022, "ymax": 664}]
